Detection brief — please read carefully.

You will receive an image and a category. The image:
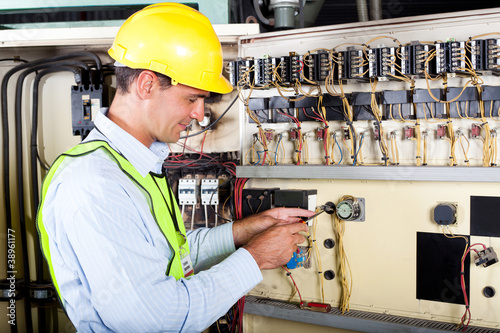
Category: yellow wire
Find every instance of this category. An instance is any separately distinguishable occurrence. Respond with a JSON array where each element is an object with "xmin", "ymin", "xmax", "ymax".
[
  {"xmin": 333, "ymin": 211, "xmax": 352, "ymax": 314},
  {"xmin": 311, "ymin": 212, "xmax": 325, "ymax": 303}
]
